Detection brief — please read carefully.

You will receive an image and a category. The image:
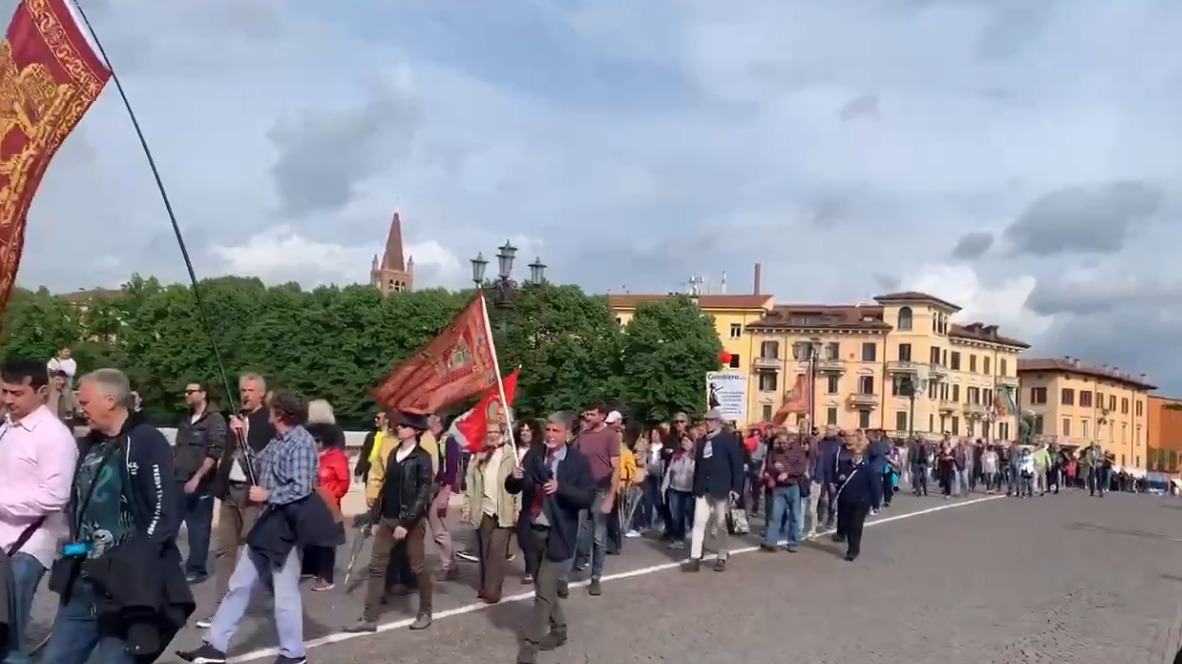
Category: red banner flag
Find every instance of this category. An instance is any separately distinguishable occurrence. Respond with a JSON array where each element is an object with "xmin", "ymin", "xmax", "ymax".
[
  {"xmin": 371, "ymin": 292, "xmax": 498, "ymax": 414},
  {"xmin": 771, "ymin": 373, "xmax": 809, "ymax": 426},
  {"xmin": 452, "ymin": 368, "xmax": 520, "ymax": 452},
  {"xmin": 0, "ymin": 0, "xmax": 110, "ymax": 314}
]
